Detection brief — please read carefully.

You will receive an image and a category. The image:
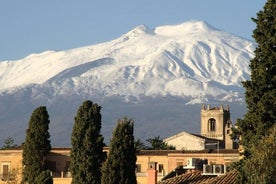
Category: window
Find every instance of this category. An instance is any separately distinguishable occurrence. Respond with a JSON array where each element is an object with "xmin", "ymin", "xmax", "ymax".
[
  {"xmin": 1, "ymin": 162, "xmax": 10, "ymax": 181},
  {"xmin": 158, "ymin": 164, "xmax": 164, "ymax": 173},
  {"xmin": 208, "ymin": 118, "xmax": 216, "ymax": 131},
  {"xmin": 136, "ymin": 164, "xmax": 141, "ymax": 173}
]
